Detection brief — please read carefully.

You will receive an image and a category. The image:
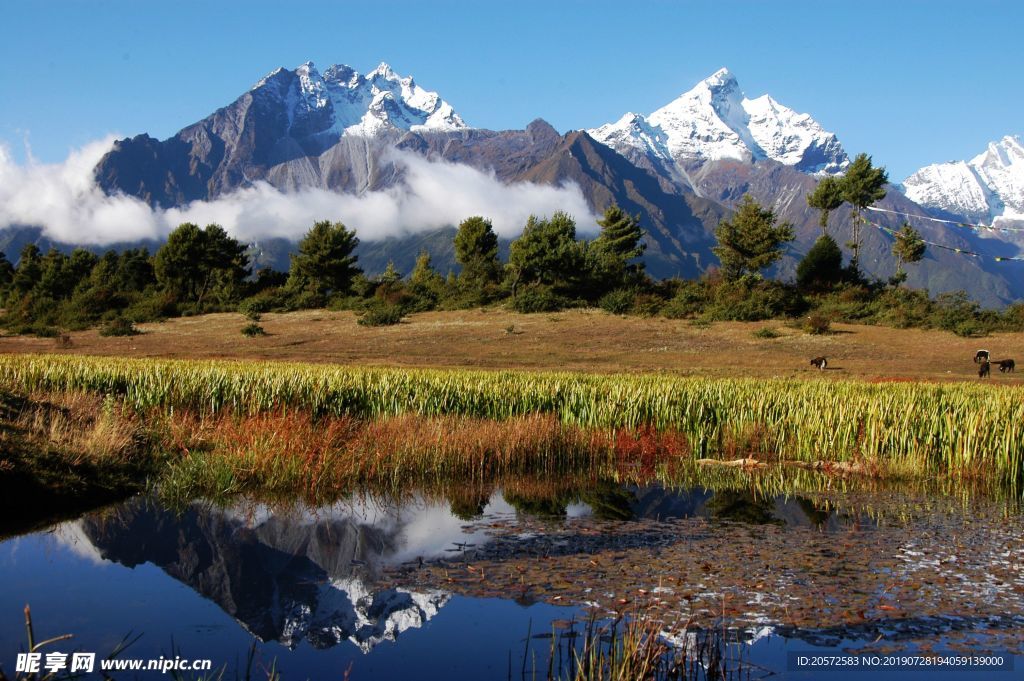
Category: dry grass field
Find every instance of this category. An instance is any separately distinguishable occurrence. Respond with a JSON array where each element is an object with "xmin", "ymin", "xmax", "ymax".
[{"xmin": 1, "ymin": 308, "xmax": 1021, "ymax": 382}]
